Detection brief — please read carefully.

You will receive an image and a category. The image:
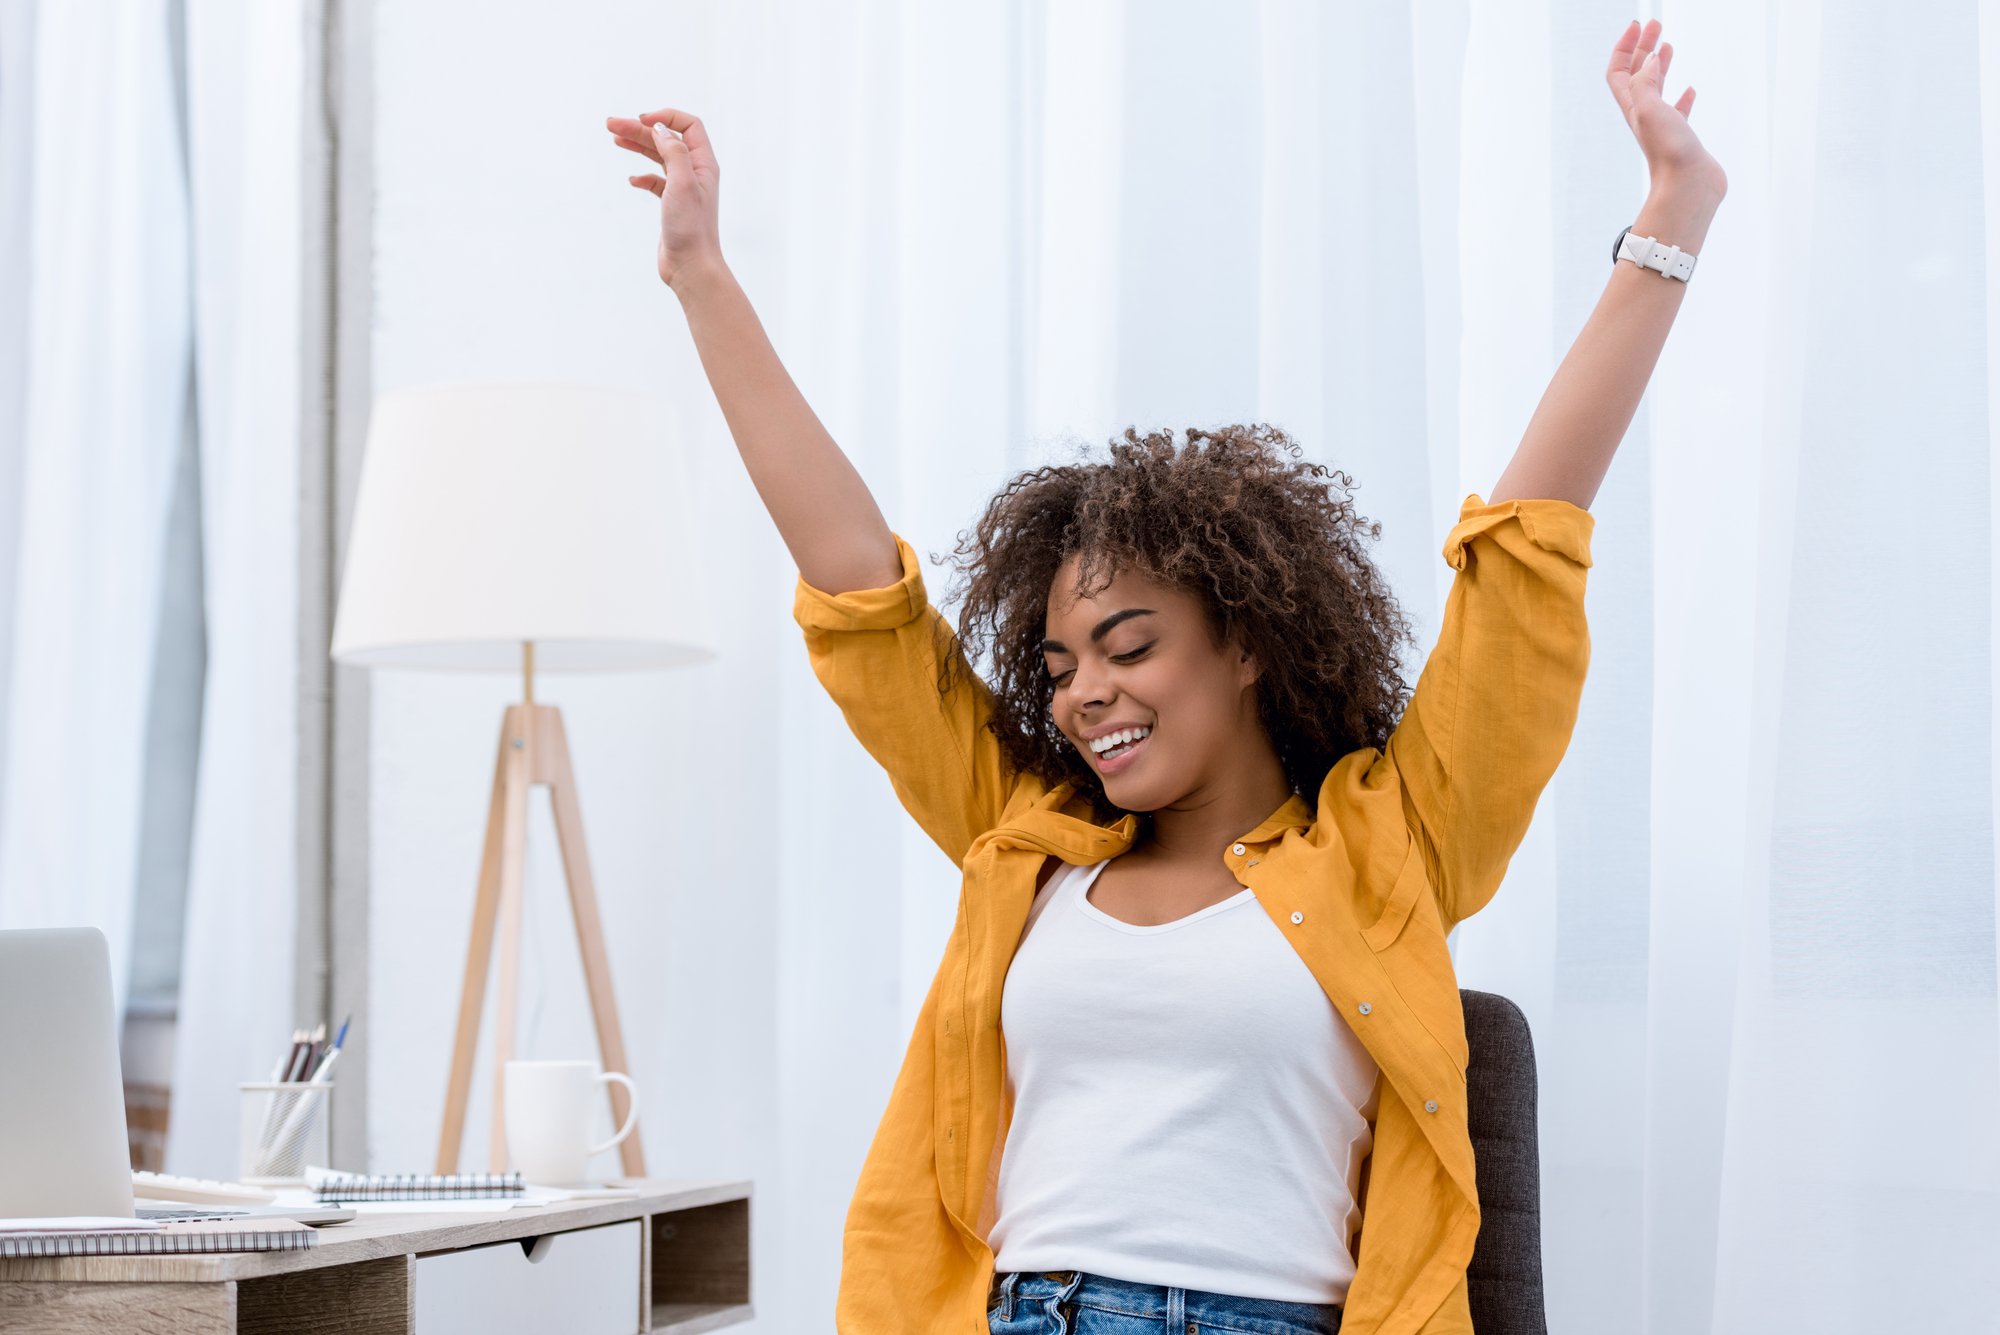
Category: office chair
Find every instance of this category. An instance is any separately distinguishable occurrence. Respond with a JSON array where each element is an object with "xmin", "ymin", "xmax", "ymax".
[{"xmin": 1460, "ymin": 988, "xmax": 1548, "ymax": 1335}]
